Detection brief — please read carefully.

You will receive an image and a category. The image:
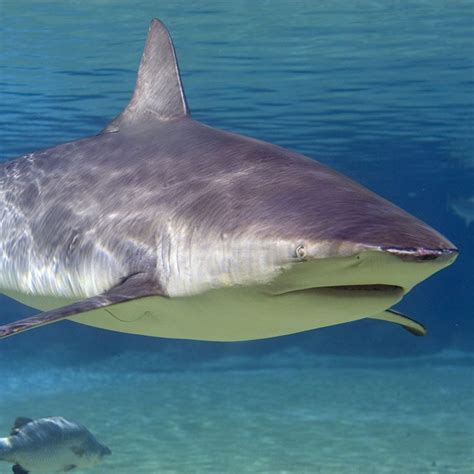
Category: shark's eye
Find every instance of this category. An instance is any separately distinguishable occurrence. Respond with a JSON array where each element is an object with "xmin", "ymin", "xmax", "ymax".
[{"xmin": 295, "ymin": 244, "xmax": 306, "ymax": 259}]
